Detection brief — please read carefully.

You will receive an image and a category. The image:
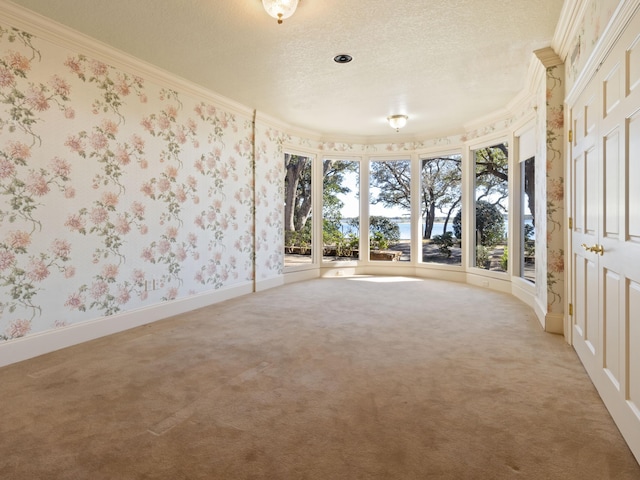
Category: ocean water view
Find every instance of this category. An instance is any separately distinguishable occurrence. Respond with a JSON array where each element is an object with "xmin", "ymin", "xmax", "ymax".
[
  {"xmin": 340, "ymin": 219, "xmax": 531, "ymax": 240},
  {"xmin": 340, "ymin": 221, "xmax": 450, "ymax": 239}
]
